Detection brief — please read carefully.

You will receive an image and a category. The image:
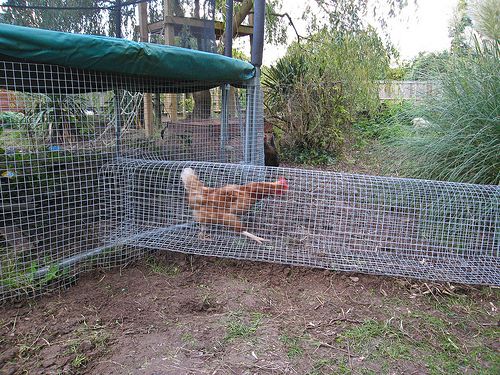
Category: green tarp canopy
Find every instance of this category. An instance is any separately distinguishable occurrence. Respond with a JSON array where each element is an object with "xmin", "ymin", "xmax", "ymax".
[{"xmin": 0, "ymin": 23, "xmax": 255, "ymax": 93}]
